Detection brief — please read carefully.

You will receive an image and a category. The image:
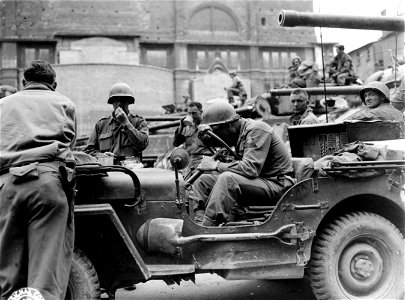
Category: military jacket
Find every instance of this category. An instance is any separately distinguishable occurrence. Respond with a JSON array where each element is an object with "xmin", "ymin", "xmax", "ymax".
[
  {"xmin": 85, "ymin": 113, "xmax": 149, "ymax": 160},
  {"xmin": 0, "ymin": 82, "xmax": 76, "ymax": 172},
  {"xmin": 217, "ymin": 118, "xmax": 293, "ymax": 180},
  {"xmin": 290, "ymin": 107, "xmax": 319, "ymax": 125},
  {"xmin": 348, "ymin": 104, "xmax": 404, "ymax": 123}
]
